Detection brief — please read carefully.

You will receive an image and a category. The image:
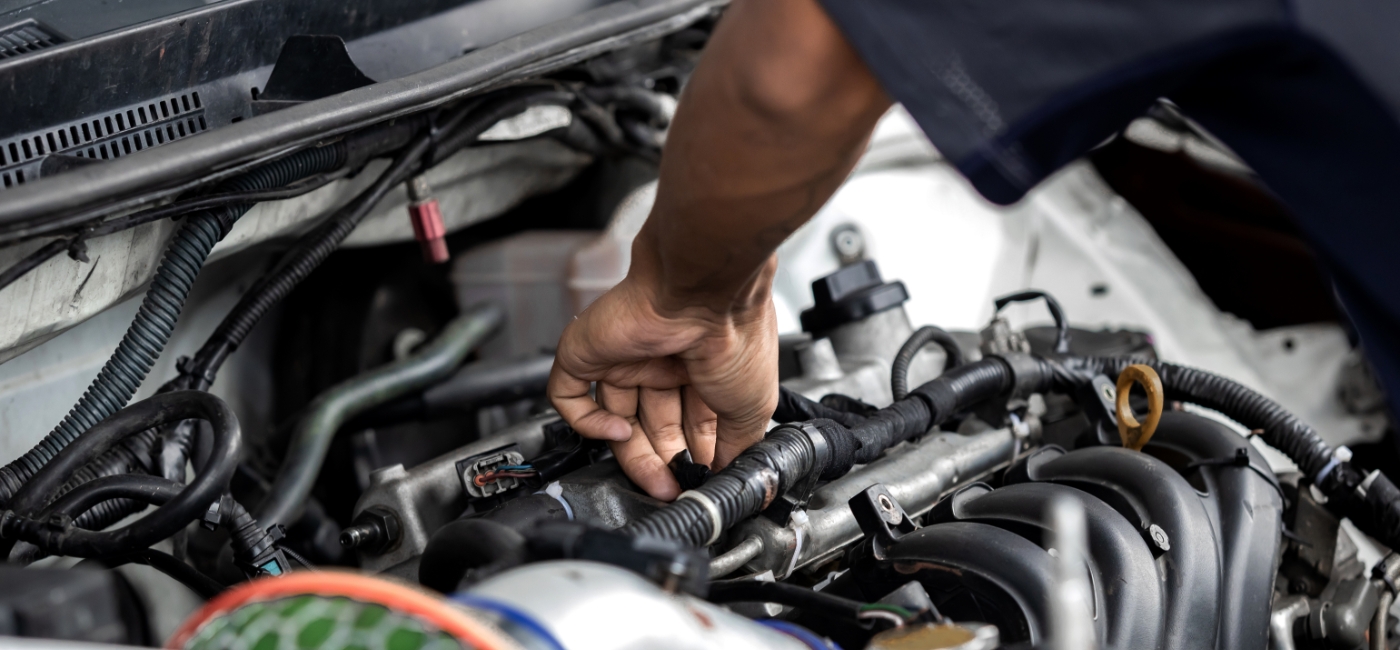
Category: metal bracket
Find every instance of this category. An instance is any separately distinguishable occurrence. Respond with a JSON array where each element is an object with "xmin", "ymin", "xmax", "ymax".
[{"xmin": 849, "ymin": 483, "xmax": 918, "ymax": 560}]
